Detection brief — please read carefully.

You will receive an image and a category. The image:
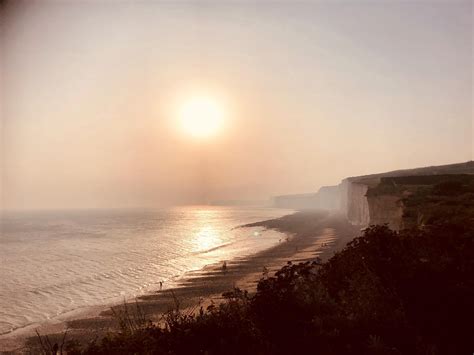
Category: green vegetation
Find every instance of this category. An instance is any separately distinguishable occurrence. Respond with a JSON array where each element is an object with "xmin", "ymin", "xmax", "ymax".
[
  {"xmin": 401, "ymin": 177, "xmax": 474, "ymax": 227},
  {"xmin": 63, "ymin": 219, "xmax": 473, "ymax": 355},
  {"xmin": 367, "ymin": 174, "xmax": 474, "ymax": 198},
  {"xmin": 365, "ymin": 174, "xmax": 474, "ymax": 229}
]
